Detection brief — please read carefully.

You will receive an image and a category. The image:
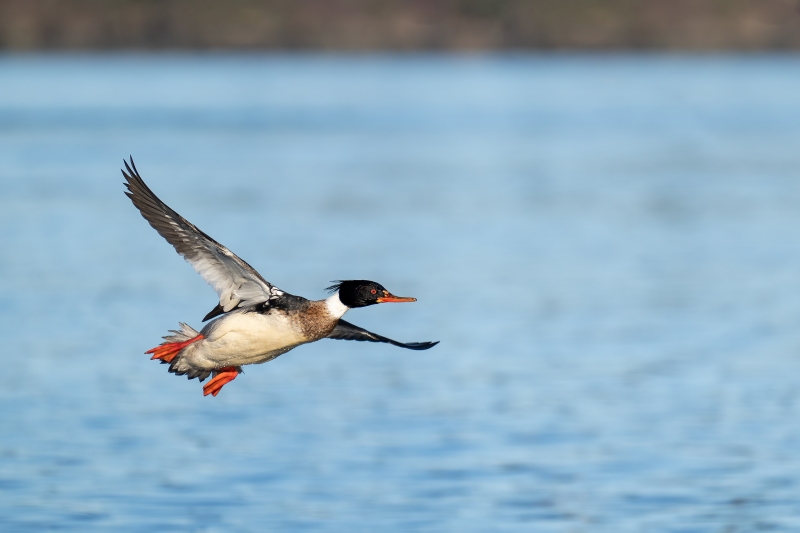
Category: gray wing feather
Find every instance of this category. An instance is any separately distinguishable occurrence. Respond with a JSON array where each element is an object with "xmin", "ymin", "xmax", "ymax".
[
  {"xmin": 327, "ymin": 319, "xmax": 439, "ymax": 351},
  {"xmin": 122, "ymin": 157, "xmax": 283, "ymax": 312}
]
